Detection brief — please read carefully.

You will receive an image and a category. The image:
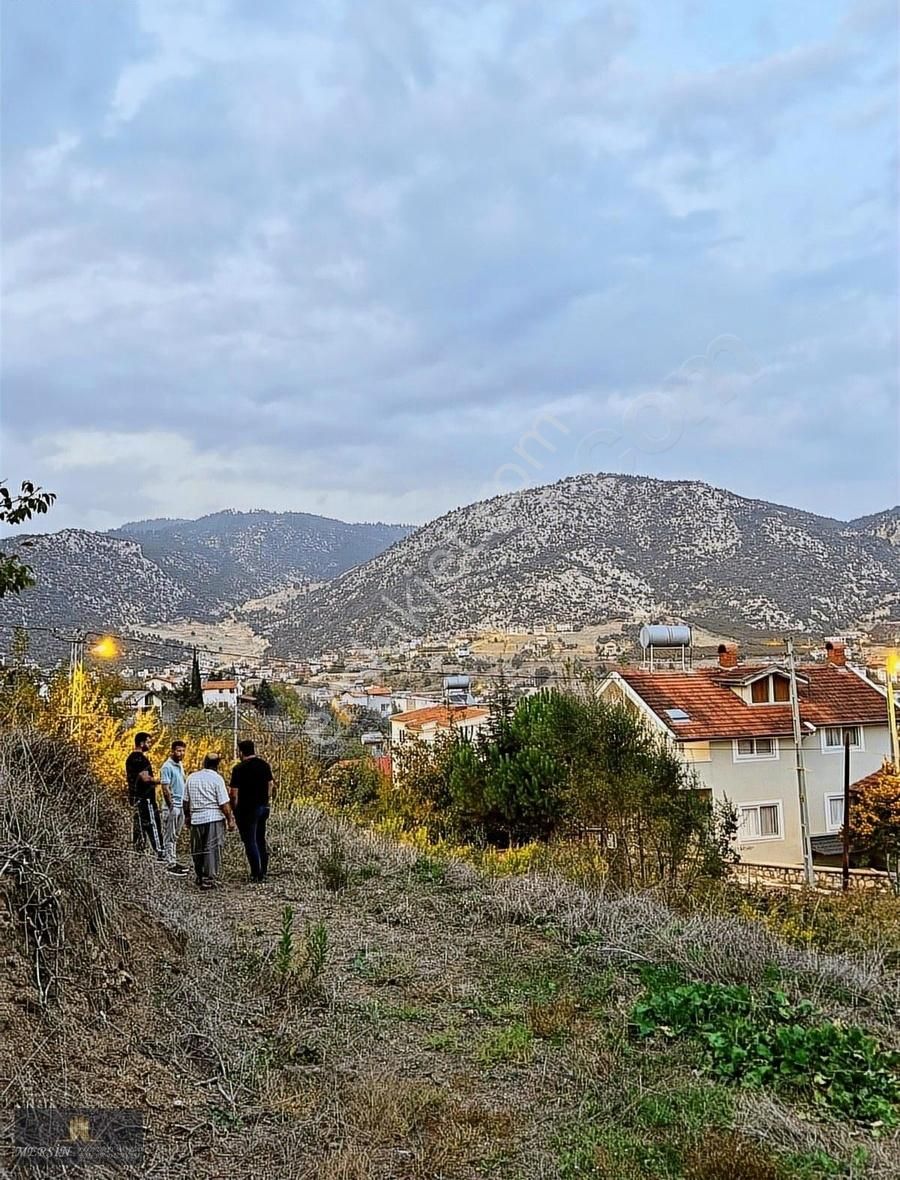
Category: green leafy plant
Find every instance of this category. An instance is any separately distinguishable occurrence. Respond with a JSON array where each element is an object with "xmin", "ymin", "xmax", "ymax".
[
  {"xmin": 272, "ymin": 906, "xmax": 328, "ymax": 995},
  {"xmin": 632, "ymin": 971, "xmax": 900, "ymax": 1126}
]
